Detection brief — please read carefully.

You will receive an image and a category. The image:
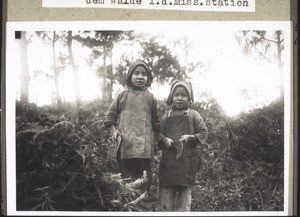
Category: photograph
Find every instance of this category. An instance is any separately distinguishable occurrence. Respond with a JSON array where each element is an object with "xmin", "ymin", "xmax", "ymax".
[{"xmin": 5, "ymin": 21, "xmax": 292, "ymax": 216}]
